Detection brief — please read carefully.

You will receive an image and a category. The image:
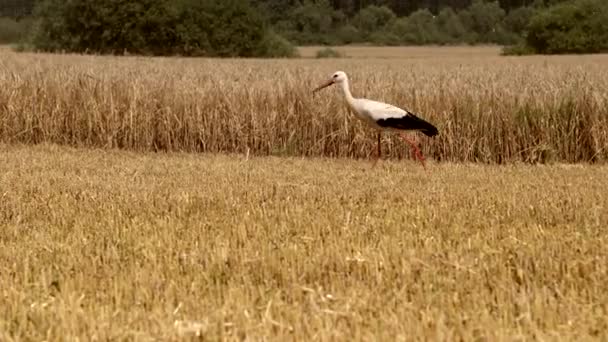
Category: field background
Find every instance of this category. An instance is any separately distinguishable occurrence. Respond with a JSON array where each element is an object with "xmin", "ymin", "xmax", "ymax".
[
  {"xmin": 1, "ymin": 143, "xmax": 607, "ymax": 340},
  {"xmin": 1, "ymin": 46, "xmax": 607, "ymax": 163},
  {"xmin": 1, "ymin": 46, "xmax": 608, "ymax": 340},
  {"xmin": 296, "ymin": 45, "xmax": 505, "ymax": 58}
]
